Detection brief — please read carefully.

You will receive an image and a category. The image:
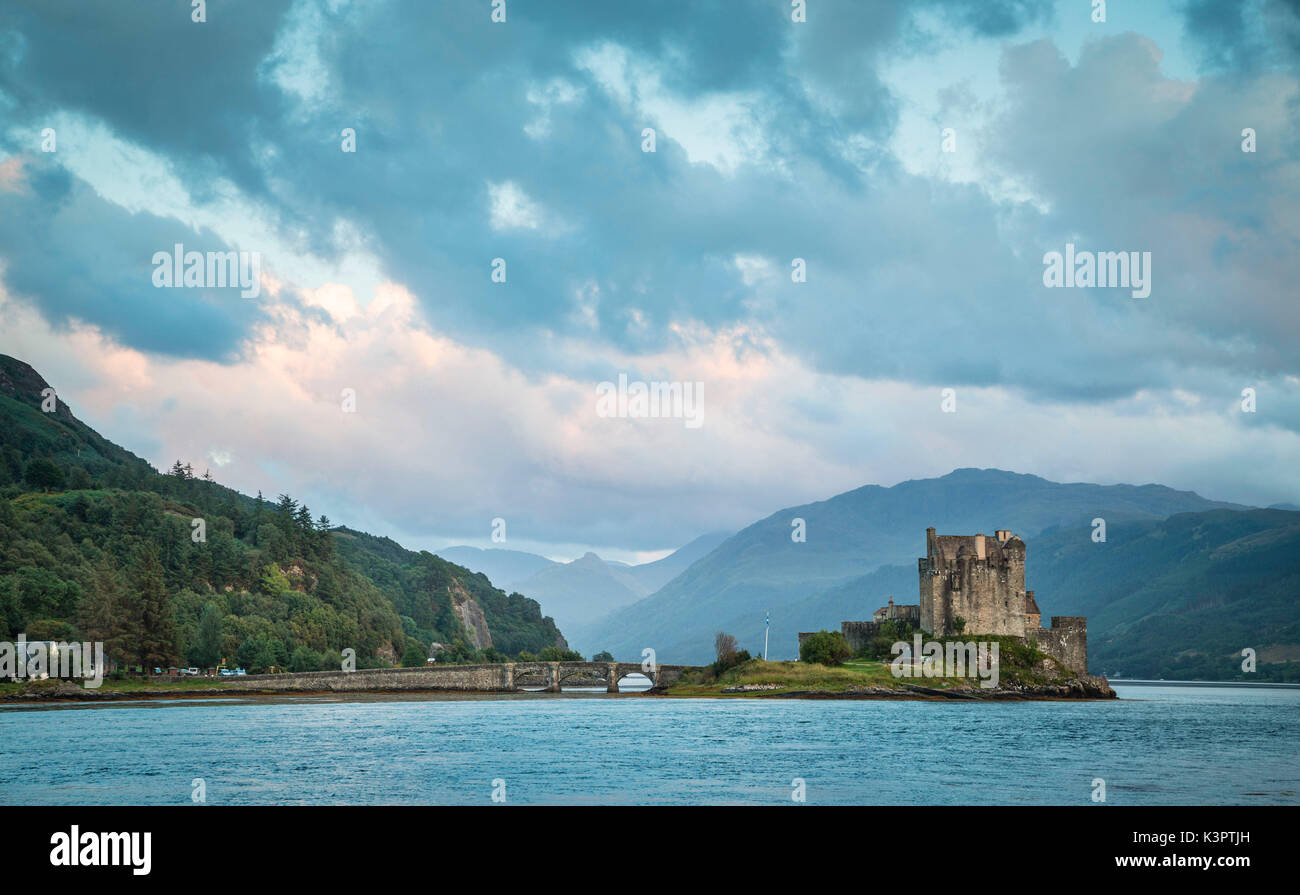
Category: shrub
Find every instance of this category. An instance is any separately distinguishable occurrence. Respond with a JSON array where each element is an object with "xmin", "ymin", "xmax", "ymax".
[
  {"xmin": 289, "ymin": 646, "xmax": 324, "ymax": 672},
  {"xmin": 711, "ymin": 648, "xmax": 752, "ymax": 677},
  {"xmin": 862, "ymin": 620, "xmax": 917, "ymax": 661},
  {"xmin": 23, "ymin": 458, "xmax": 64, "ymax": 492},
  {"xmin": 538, "ymin": 646, "xmax": 584, "ymax": 662},
  {"xmin": 401, "ymin": 641, "xmax": 428, "ymax": 667},
  {"xmin": 800, "ymin": 630, "xmax": 851, "ymax": 666}
]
